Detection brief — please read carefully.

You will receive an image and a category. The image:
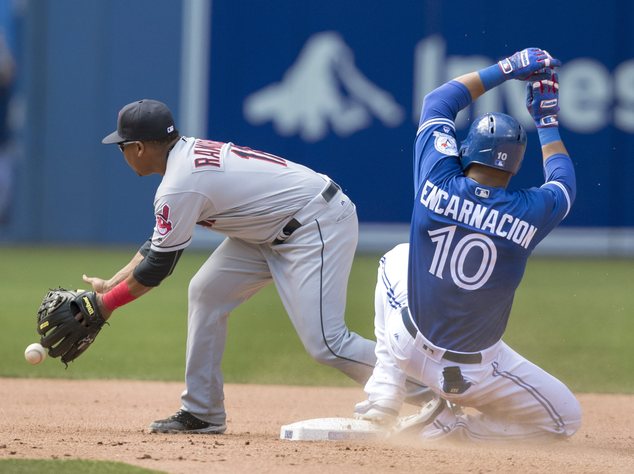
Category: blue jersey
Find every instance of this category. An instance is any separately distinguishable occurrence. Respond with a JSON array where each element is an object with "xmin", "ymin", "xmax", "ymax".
[{"xmin": 408, "ymin": 81, "xmax": 576, "ymax": 352}]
